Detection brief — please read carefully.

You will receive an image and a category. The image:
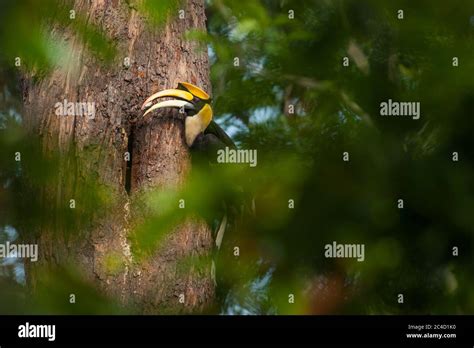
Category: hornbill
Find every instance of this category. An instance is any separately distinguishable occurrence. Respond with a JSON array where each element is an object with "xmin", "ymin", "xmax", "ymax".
[
  {"xmin": 140, "ymin": 82, "xmax": 238, "ymax": 283},
  {"xmin": 141, "ymin": 81, "xmax": 234, "ymax": 154}
]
